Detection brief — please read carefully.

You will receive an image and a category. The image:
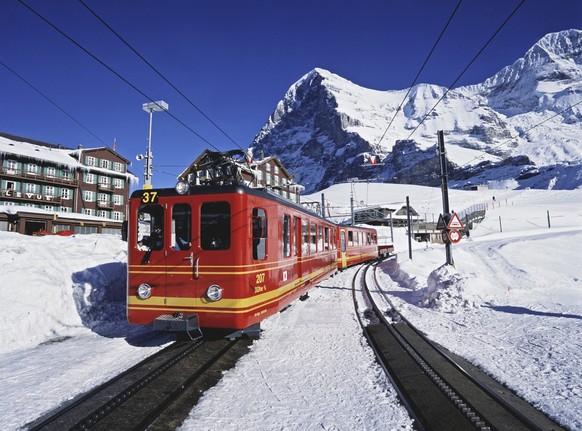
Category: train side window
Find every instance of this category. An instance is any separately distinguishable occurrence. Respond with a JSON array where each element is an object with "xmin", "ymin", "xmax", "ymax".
[
  {"xmin": 201, "ymin": 202, "xmax": 230, "ymax": 250},
  {"xmin": 293, "ymin": 217, "xmax": 298, "ymax": 256},
  {"xmin": 301, "ymin": 220, "xmax": 309, "ymax": 254},
  {"xmin": 310, "ymin": 223, "xmax": 317, "ymax": 252},
  {"xmin": 172, "ymin": 204, "xmax": 191, "ymax": 250},
  {"xmin": 283, "ymin": 215, "xmax": 291, "ymax": 257},
  {"xmin": 324, "ymin": 227, "xmax": 330, "ymax": 250},
  {"xmin": 252, "ymin": 208, "xmax": 267, "ymax": 260},
  {"xmin": 137, "ymin": 204, "xmax": 164, "ymax": 251},
  {"xmin": 318, "ymin": 225, "xmax": 324, "ymax": 251},
  {"xmin": 348, "ymin": 231, "xmax": 353, "ymax": 247}
]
